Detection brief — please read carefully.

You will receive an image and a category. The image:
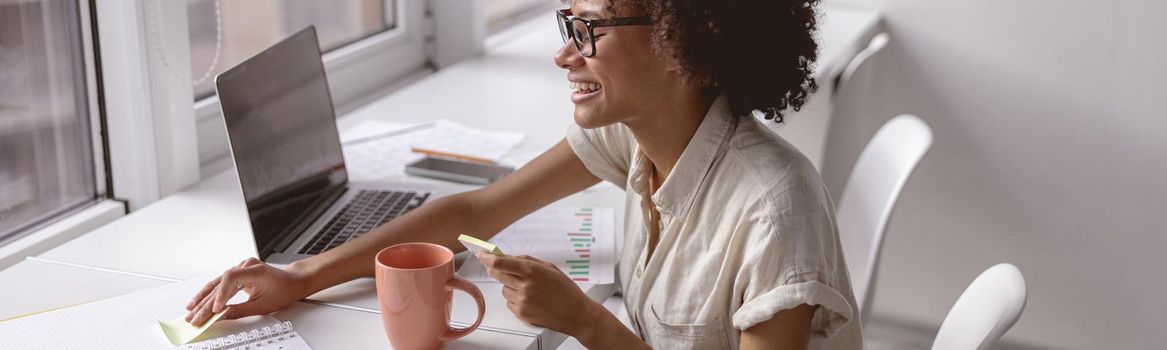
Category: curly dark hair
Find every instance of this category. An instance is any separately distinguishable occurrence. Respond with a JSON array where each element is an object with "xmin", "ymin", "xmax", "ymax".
[{"xmin": 604, "ymin": 0, "xmax": 821, "ymax": 123}]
